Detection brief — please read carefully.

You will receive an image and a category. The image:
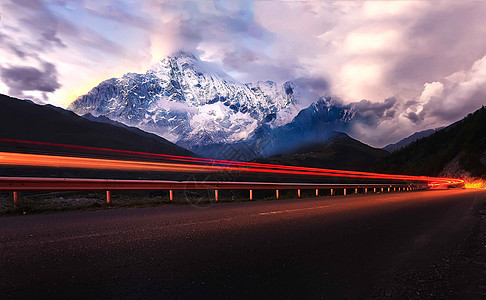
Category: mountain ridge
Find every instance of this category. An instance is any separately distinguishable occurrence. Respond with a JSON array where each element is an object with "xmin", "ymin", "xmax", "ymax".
[
  {"xmin": 375, "ymin": 106, "xmax": 486, "ymax": 178},
  {"xmin": 190, "ymin": 97, "xmax": 357, "ymax": 160},
  {"xmin": 69, "ymin": 52, "xmax": 303, "ymax": 150},
  {"xmin": 383, "ymin": 128, "xmax": 441, "ymax": 153},
  {"xmin": 0, "ymin": 94, "xmax": 194, "ymax": 157},
  {"xmin": 255, "ymin": 131, "xmax": 389, "ymax": 171}
]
